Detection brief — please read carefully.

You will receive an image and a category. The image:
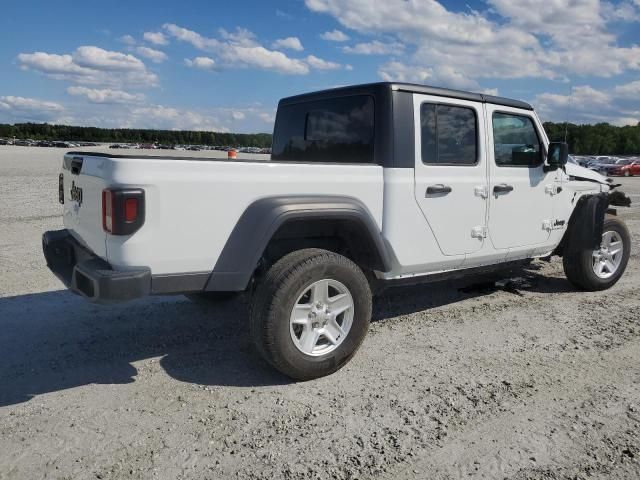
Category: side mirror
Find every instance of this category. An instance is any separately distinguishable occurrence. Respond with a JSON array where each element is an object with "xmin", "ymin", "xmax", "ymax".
[{"xmin": 547, "ymin": 142, "xmax": 568, "ymax": 170}]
